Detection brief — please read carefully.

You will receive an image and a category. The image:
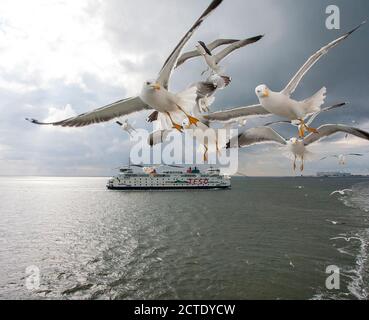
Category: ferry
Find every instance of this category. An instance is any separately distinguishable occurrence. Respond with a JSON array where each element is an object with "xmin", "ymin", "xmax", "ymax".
[{"xmin": 107, "ymin": 166, "xmax": 231, "ymax": 190}]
